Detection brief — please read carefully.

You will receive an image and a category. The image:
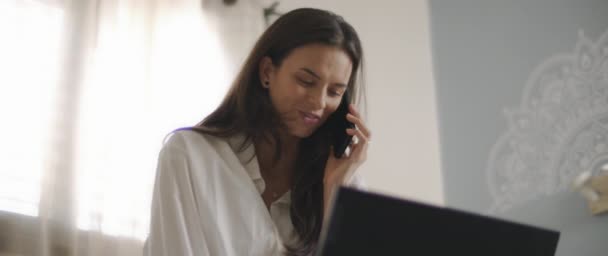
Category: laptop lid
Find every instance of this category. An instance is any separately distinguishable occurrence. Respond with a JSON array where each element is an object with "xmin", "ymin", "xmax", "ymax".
[{"xmin": 316, "ymin": 187, "xmax": 560, "ymax": 256}]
